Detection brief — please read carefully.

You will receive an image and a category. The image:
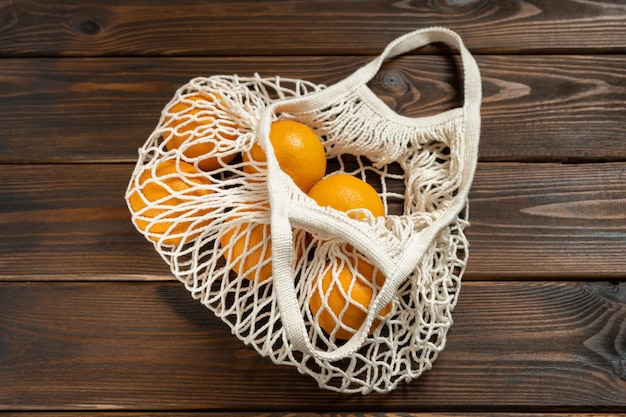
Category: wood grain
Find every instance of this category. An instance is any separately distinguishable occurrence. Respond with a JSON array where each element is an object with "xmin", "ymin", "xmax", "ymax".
[
  {"xmin": 5, "ymin": 415, "xmax": 626, "ymax": 417},
  {"xmin": 0, "ymin": 162, "xmax": 624, "ymax": 281},
  {"xmin": 0, "ymin": 164, "xmax": 165, "ymax": 280},
  {"xmin": 468, "ymin": 162, "xmax": 626, "ymax": 278},
  {"xmin": 0, "ymin": 281, "xmax": 624, "ymax": 411},
  {"xmin": 0, "ymin": 1, "xmax": 624, "ymax": 57},
  {"xmin": 0, "ymin": 1, "xmax": 624, "ymax": 414},
  {"xmin": 1, "ymin": 54, "xmax": 624, "ymax": 164}
]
